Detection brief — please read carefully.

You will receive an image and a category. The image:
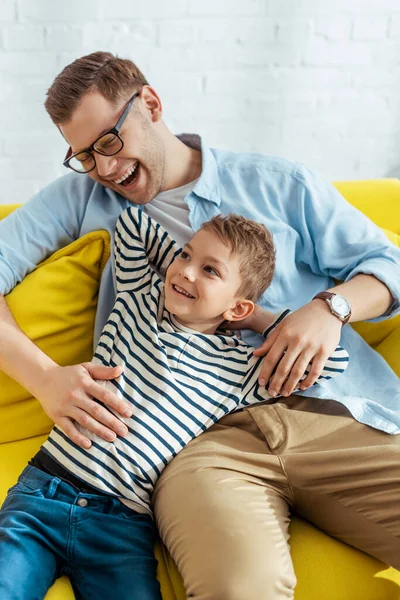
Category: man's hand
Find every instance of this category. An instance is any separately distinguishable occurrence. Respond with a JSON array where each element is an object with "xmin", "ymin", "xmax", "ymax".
[
  {"xmin": 254, "ymin": 301, "xmax": 342, "ymax": 397},
  {"xmin": 34, "ymin": 363, "xmax": 132, "ymax": 449}
]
